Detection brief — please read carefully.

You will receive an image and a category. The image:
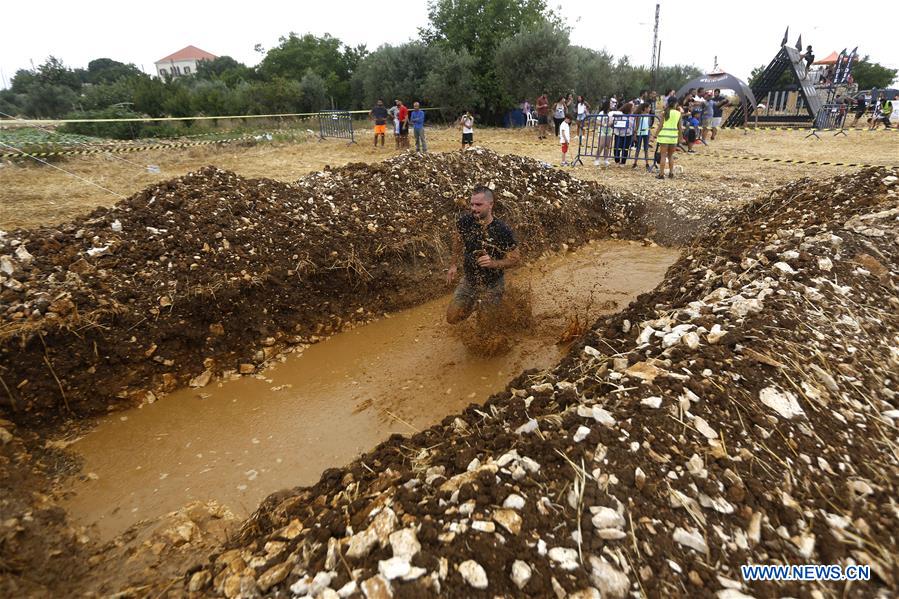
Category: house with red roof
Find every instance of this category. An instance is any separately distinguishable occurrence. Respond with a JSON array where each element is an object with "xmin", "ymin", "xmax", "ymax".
[{"xmin": 154, "ymin": 45, "xmax": 217, "ymax": 78}]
